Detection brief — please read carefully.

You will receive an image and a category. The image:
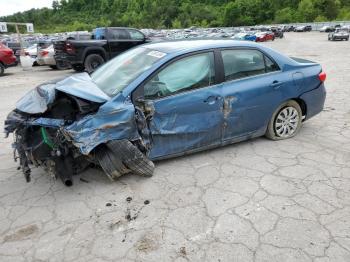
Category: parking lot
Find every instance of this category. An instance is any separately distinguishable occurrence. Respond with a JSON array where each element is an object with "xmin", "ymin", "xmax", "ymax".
[{"xmin": 0, "ymin": 32, "xmax": 349, "ymax": 262}]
